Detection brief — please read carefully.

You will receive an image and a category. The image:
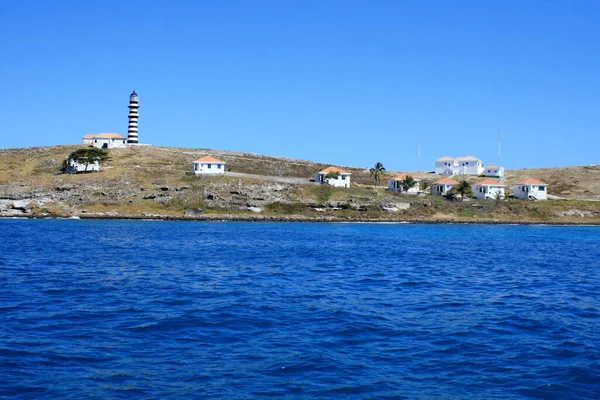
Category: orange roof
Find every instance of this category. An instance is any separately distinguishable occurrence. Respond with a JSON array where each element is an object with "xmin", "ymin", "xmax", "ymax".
[
  {"xmin": 82, "ymin": 133, "xmax": 125, "ymax": 139},
  {"xmin": 486, "ymin": 165, "xmax": 500, "ymax": 169},
  {"xmin": 515, "ymin": 178, "xmax": 546, "ymax": 185},
  {"xmin": 474, "ymin": 179, "xmax": 505, "ymax": 186},
  {"xmin": 96, "ymin": 133, "xmax": 125, "ymax": 139},
  {"xmin": 195, "ymin": 156, "xmax": 225, "ymax": 163},
  {"xmin": 319, "ymin": 166, "xmax": 350, "ymax": 174},
  {"xmin": 433, "ymin": 177, "xmax": 459, "ymax": 185},
  {"xmin": 391, "ymin": 173, "xmax": 420, "ymax": 181}
]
